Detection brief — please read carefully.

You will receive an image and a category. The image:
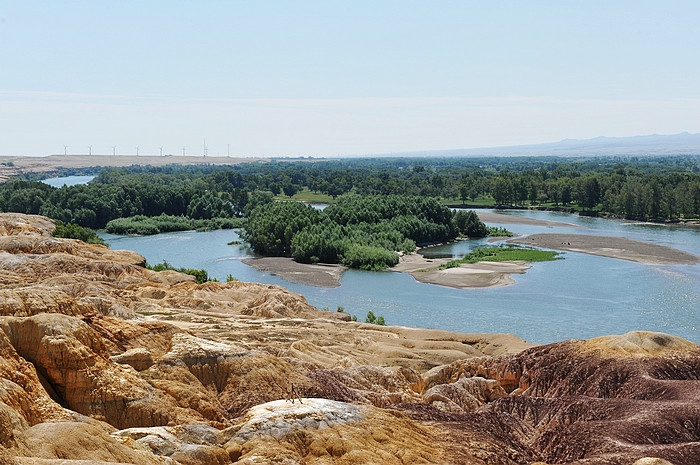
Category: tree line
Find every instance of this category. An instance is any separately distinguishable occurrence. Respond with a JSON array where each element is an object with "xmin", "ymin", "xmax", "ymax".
[{"xmin": 1, "ymin": 155, "xmax": 698, "ymax": 233}]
